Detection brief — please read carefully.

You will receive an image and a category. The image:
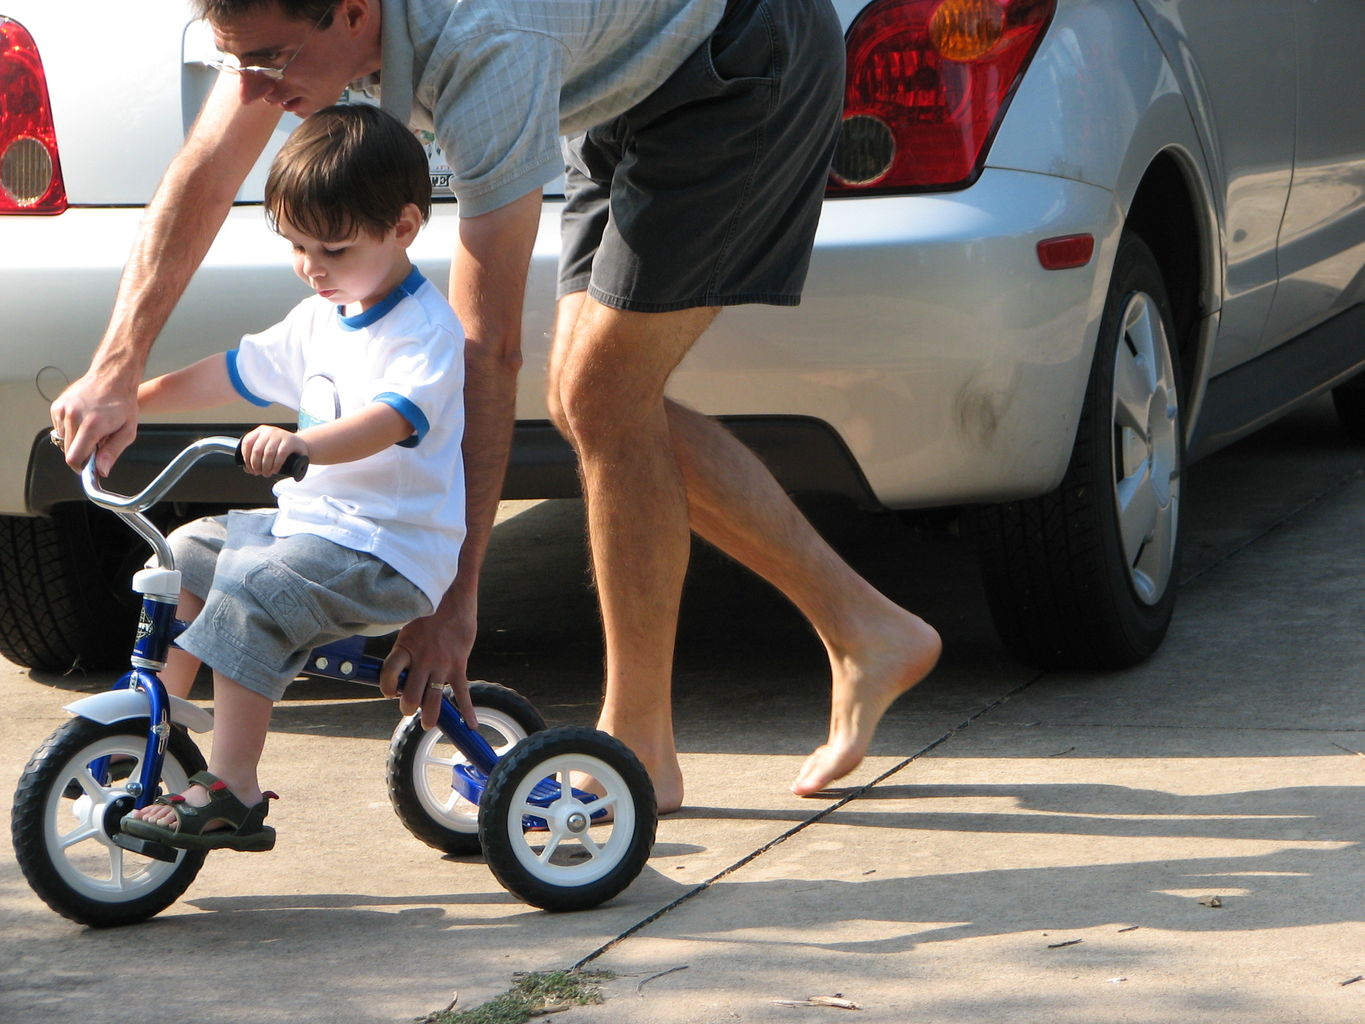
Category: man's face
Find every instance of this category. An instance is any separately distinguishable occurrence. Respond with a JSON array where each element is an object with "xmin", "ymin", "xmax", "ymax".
[{"xmin": 212, "ymin": 2, "xmax": 374, "ymax": 118}]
